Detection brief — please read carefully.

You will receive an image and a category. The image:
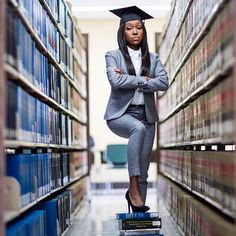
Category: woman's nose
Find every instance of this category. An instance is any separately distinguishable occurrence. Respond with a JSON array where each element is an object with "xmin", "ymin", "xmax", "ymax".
[{"xmin": 132, "ymin": 29, "xmax": 138, "ymax": 35}]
